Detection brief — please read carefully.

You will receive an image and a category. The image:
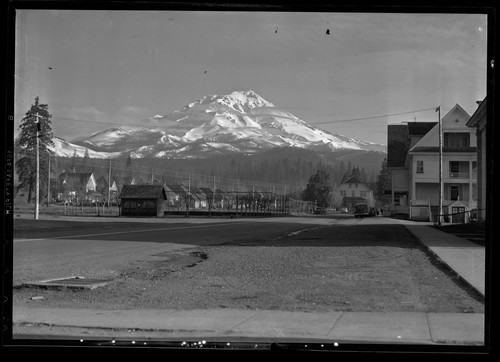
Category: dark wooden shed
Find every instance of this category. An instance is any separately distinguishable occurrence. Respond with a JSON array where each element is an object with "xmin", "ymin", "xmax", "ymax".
[{"xmin": 119, "ymin": 185, "xmax": 167, "ymax": 217}]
